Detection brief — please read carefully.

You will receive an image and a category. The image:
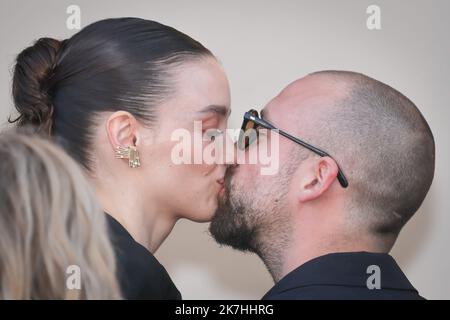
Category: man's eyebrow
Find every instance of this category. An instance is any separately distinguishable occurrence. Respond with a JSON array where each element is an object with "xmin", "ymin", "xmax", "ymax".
[{"xmin": 197, "ymin": 105, "xmax": 231, "ymax": 117}]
